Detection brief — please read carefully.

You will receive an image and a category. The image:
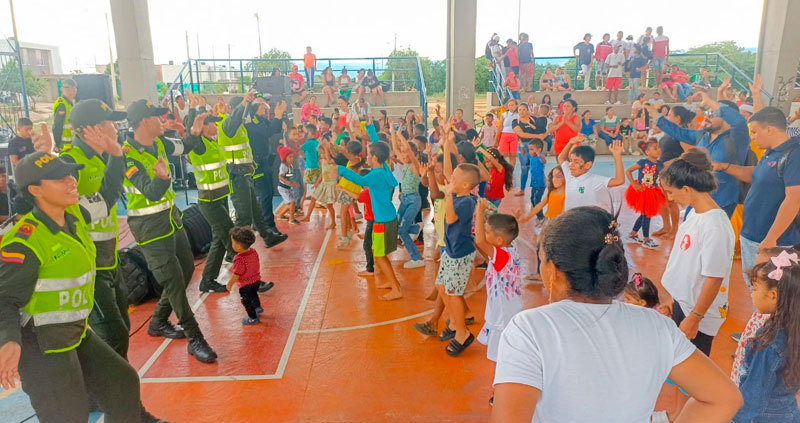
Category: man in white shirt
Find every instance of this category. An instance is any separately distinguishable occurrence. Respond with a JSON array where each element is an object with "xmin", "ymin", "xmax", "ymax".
[
  {"xmin": 604, "ymin": 44, "xmax": 626, "ymax": 105},
  {"xmin": 479, "ymin": 113, "xmax": 498, "ymax": 148},
  {"xmin": 557, "ymin": 135, "xmax": 625, "ymax": 213}
]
